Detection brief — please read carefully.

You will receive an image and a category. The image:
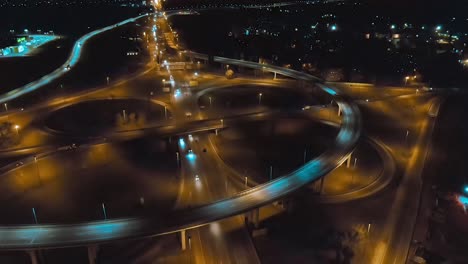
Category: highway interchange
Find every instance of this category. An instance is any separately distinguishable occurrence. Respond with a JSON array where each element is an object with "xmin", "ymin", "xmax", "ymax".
[{"xmin": 0, "ymin": 4, "xmax": 445, "ymax": 264}]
